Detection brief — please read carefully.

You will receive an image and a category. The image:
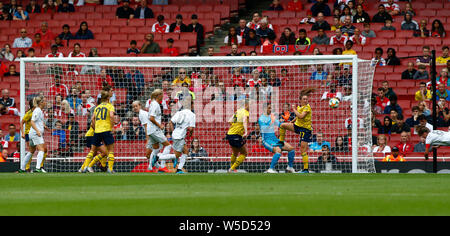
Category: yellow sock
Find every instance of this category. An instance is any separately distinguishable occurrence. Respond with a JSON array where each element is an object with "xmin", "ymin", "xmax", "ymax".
[
  {"xmin": 230, "ymin": 154, "xmax": 236, "ymax": 167},
  {"xmin": 26, "ymin": 157, "xmax": 32, "ymax": 170},
  {"xmin": 81, "ymin": 151, "xmax": 94, "ymax": 170},
  {"xmin": 302, "ymin": 153, "xmax": 309, "ymax": 170},
  {"xmin": 231, "ymin": 154, "xmax": 246, "ymax": 170},
  {"xmin": 88, "ymin": 154, "xmax": 102, "ymax": 168},
  {"xmin": 107, "ymin": 152, "xmax": 115, "ymax": 171},
  {"xmin": 40, "ymin": 152, "xmax": 47, "ymax": 168},
  {"xmin": 100, "ymin": 156, "xmax": 107, "ymax": 168},
  {"xmin": 279, "ymin": 127, "xmax": 286, "ymax": 142}
]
